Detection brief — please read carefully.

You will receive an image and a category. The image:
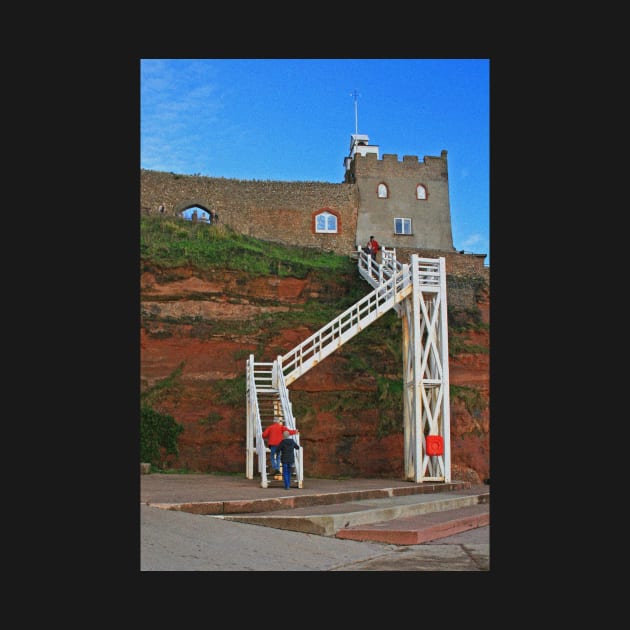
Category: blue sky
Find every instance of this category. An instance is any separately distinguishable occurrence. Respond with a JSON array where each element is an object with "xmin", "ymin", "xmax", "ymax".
[{"xmin": 141, "ymin": 58, "xmax": 489, "ymax": 263}]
